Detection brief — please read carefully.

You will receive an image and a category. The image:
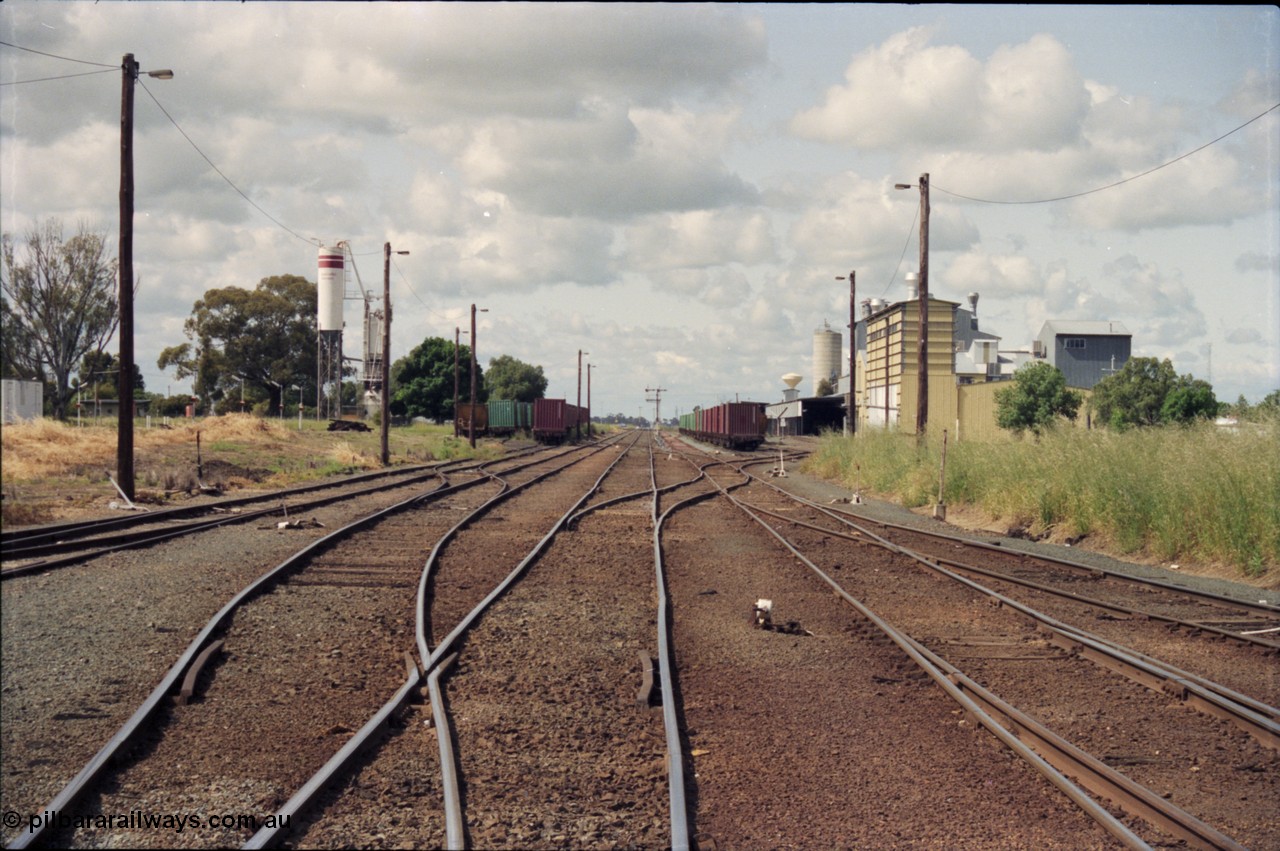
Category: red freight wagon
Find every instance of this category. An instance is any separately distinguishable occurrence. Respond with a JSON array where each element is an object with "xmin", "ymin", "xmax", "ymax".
[
  {"xmin": 723, "ymin": 402, "xmax": 766, "ymax": 449},
  {"xmin": 535, "ymin": 398, "xmax": 590, "ymax": 443}
]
